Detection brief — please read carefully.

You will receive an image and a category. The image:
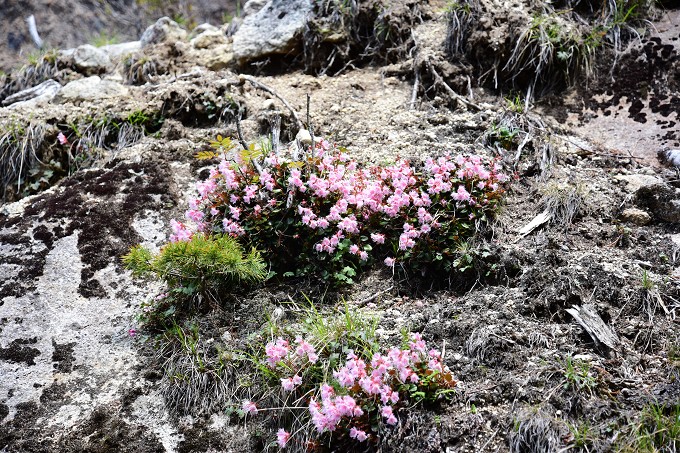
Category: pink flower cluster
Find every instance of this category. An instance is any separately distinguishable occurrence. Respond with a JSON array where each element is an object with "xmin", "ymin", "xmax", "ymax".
[
  {"xmin": 305, "ymin": 333, "xmax": 453, "ymax": 441},
  {"xmin": 265, "ymin": 336, "xmax": 318, "ymax": 368},
  {"xmin": 169, "ymin": 138, "xmax": 508, "ymax": 281},
  {"xmin": 248, "ymin": 332, "xmax": 455, "ymax": 449}
]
